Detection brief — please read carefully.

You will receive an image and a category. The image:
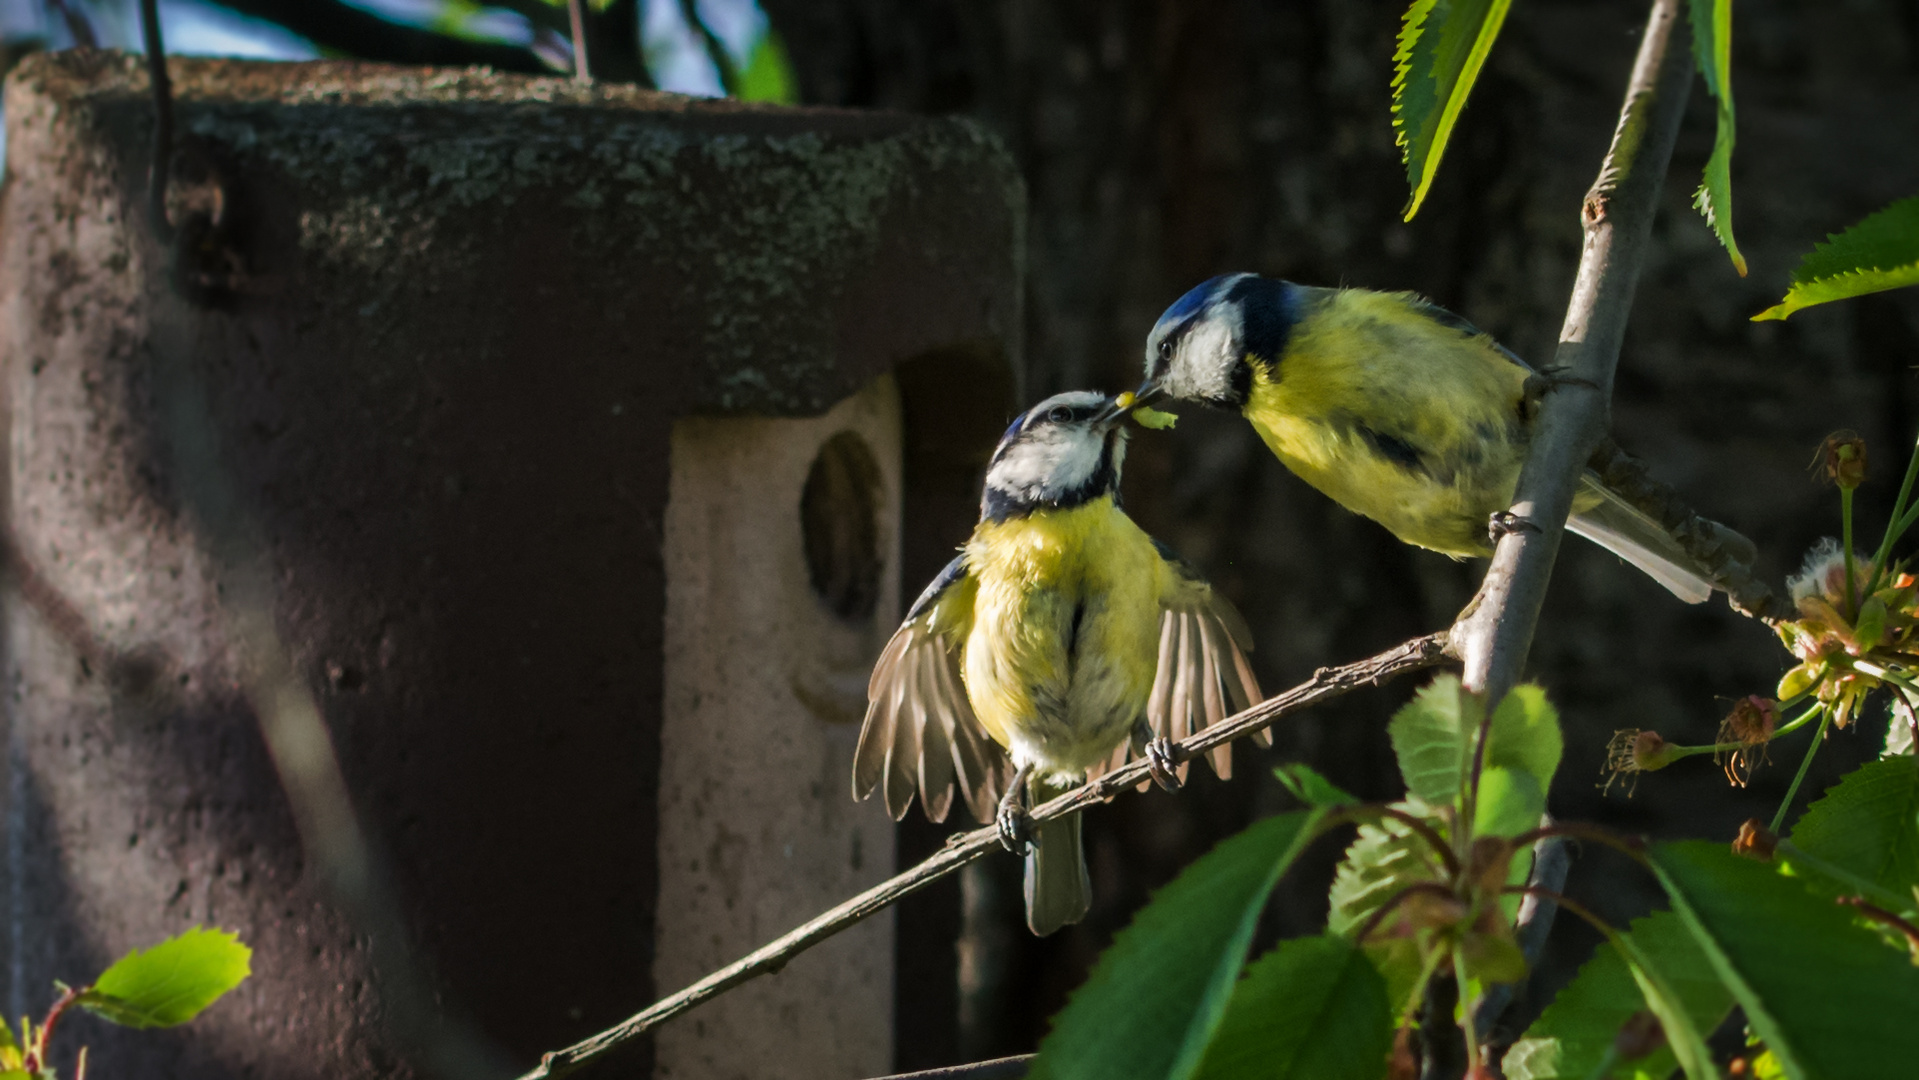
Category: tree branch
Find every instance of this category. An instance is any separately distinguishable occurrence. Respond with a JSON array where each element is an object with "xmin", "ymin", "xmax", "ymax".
[
  {"xmin": 1454, "ymin": 0, "xmax": 1694, "ymax": 781},
  {"xmin": 516, "ymin": 632, "xmax": 1452, "ymax": 1080}
]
